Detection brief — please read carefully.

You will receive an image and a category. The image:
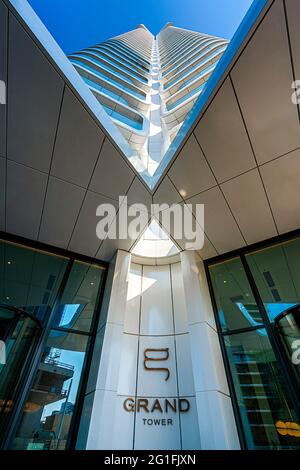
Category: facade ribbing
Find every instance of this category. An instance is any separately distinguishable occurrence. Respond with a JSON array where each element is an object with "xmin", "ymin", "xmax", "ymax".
[{"xmin": 69, "ymin": 24, "xmax": 228, "ymax": 174}]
